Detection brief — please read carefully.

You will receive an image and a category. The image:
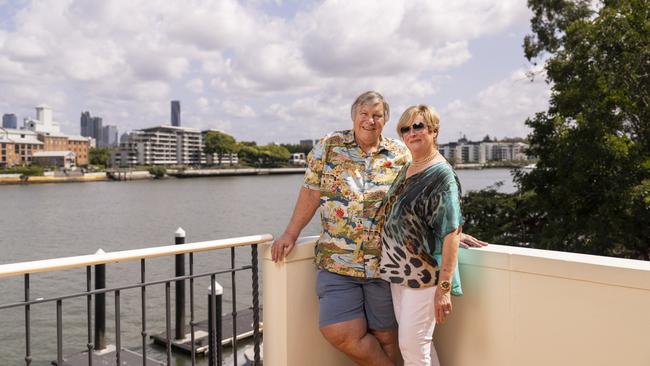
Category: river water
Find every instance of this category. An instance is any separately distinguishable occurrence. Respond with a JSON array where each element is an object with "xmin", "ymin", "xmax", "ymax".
[{"xmin": 0, "ymin": 169, "xmax": 515, "ymax": 365}]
